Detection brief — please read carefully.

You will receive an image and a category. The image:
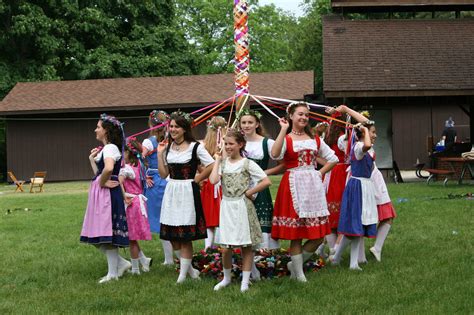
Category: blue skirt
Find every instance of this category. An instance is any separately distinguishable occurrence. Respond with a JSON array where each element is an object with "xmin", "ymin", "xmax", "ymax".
[
  {"xmin": 338, "ymin": 178, "xmax": 376, "ymax": 238},
  {"xmin": 144, "ymin": 169, "xmax": 167, "ymax": 233}
]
